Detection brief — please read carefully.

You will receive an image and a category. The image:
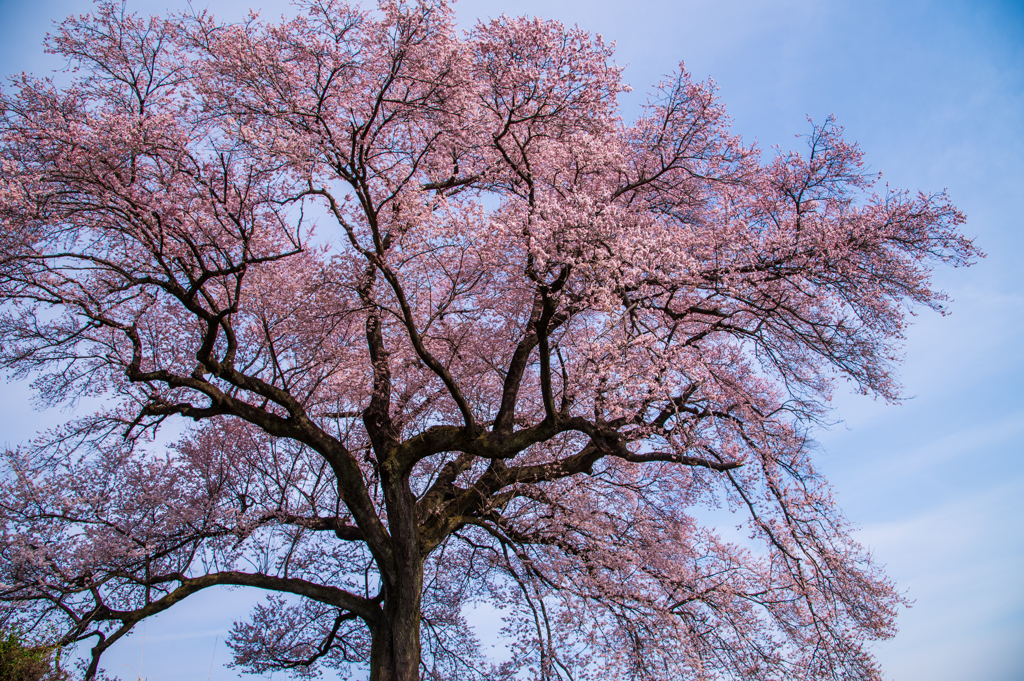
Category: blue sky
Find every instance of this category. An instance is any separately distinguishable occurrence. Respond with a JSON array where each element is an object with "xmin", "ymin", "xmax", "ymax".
[{"xmin": 1, "ymin": 0, "xmax": 1022, "ymax": 679}]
